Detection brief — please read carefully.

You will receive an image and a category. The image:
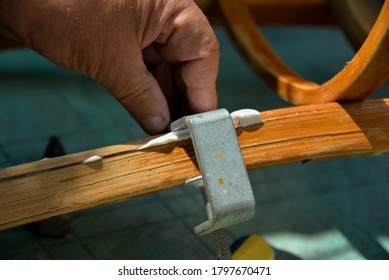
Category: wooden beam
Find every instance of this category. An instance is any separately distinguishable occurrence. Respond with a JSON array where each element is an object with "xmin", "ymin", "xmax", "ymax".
[{"xmin": 1, "ymin": 99, "xmax": 389, "ymax": 230}]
